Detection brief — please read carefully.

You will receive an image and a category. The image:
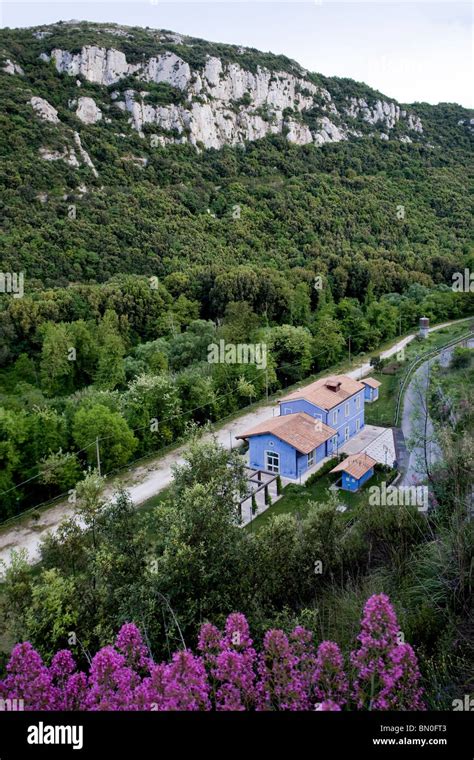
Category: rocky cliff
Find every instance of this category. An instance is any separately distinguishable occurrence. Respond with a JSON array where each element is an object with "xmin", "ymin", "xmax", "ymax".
[
  {"xmin": 0, "ymin": 20, "xmax": 470, "ymax": 182},
  {"xmin": 43, "ymin": 43, "xmax": 422, "ymax": 149}
]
